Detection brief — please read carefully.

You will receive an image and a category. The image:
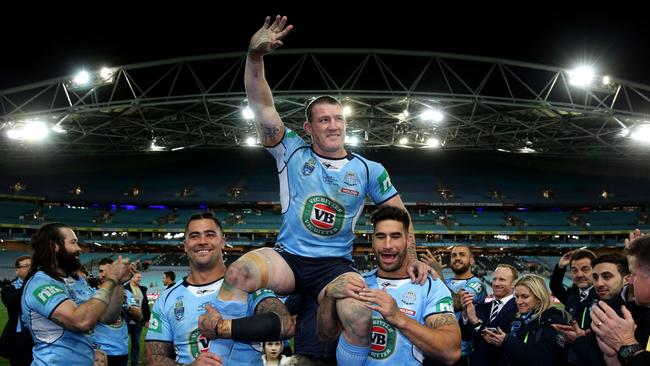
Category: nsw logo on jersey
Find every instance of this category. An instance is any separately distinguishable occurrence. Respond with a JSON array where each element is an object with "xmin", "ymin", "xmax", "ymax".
[
  {"xmin": 377, "ymin": 170, "xmax": 393, "ymax": 195},
  {"xmin": 33, "ymin": 284, "xmax": 65, "ymax": 305},
  {"xmin": 370, "ymin": 318, "xmax": 396, "ymax": 359},
  {"xmin": 302, "ymin": 196, "xmax": 345, "ymax": 236}
]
